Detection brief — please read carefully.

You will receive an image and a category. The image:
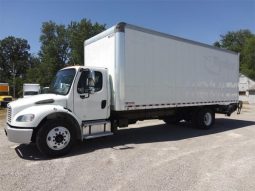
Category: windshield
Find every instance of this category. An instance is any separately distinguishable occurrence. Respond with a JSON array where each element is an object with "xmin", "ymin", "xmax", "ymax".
[{"xmin": 49, "ymin": 68, "xmax": 76, "ymax": 95}]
